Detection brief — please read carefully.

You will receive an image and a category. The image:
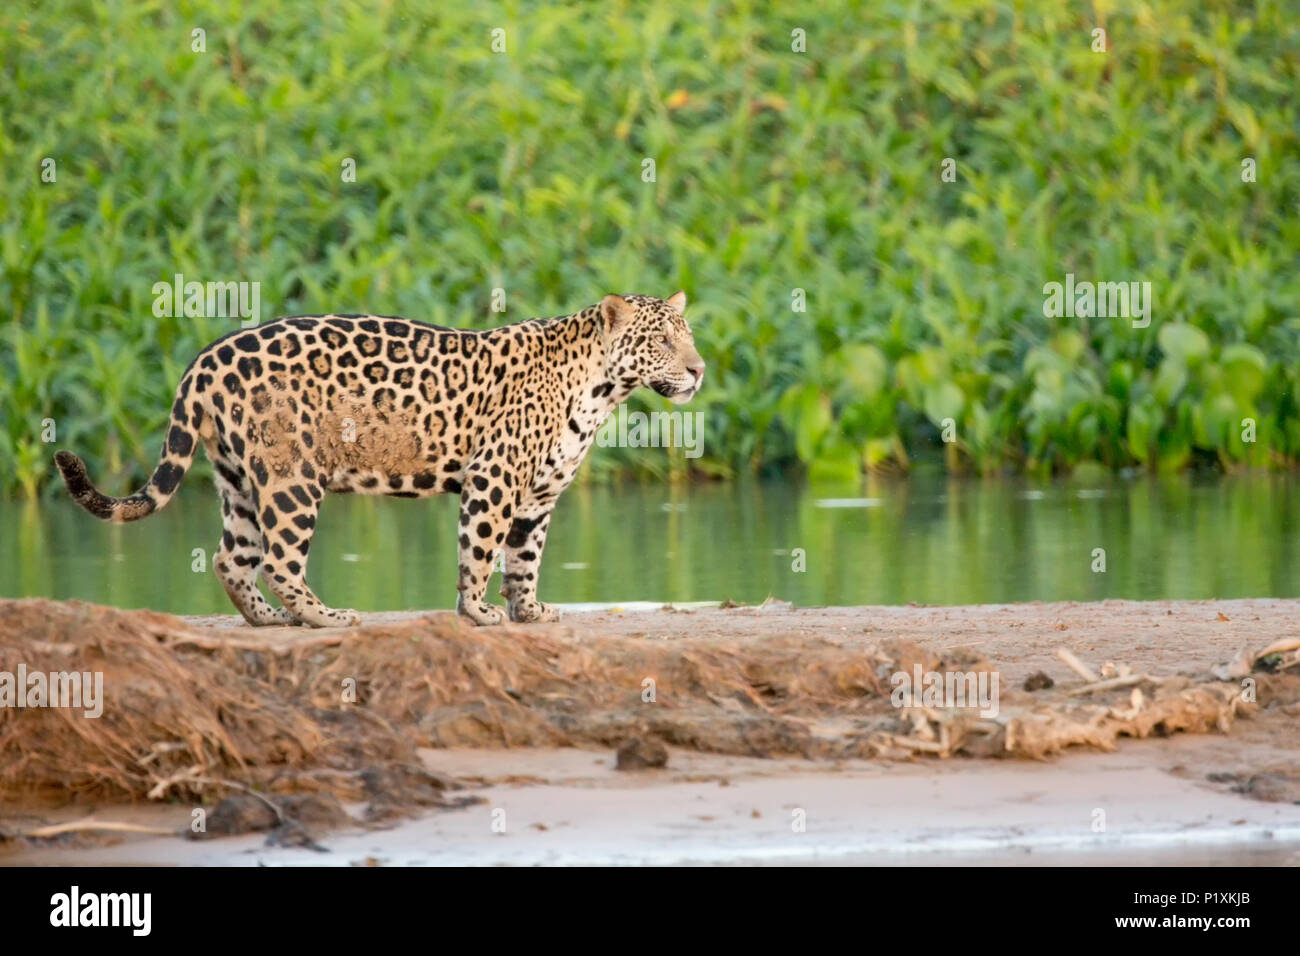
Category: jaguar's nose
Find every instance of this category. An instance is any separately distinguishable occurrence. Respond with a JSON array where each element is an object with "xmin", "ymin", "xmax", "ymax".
[{"xmin": 688, "ymin": 363, "xmax": 705, "ymax": 384}]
